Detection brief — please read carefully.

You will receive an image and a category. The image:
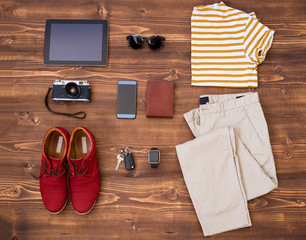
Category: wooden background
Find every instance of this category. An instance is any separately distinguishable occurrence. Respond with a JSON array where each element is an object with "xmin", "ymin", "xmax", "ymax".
[{"xmin": 0, "ymin": 0, "xmax": 305, "ymax": 239}]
